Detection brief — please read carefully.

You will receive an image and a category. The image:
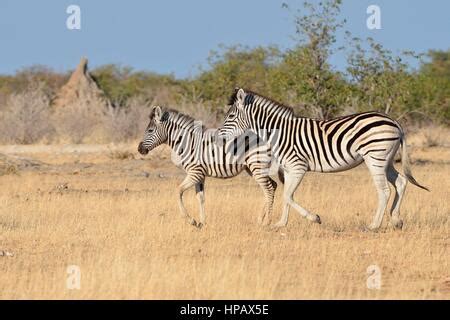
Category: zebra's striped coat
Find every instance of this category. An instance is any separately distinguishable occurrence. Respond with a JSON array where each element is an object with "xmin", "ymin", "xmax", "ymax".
[
  {"xmin": 218, "ymin": 88, "xmax": 428, "ymax": 230},
  {"xmin": 138, "ymin": 106, "xmax": 282, "ymax": 227}
]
